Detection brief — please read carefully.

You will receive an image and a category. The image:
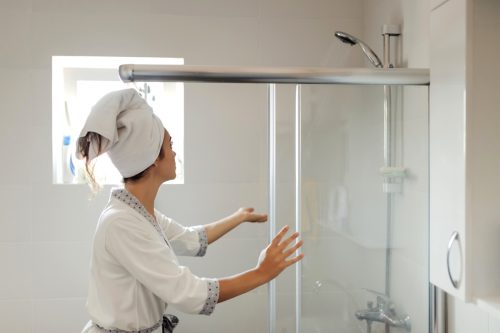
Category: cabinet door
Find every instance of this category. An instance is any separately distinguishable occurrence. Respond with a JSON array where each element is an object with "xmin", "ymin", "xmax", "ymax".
[{"xmin": 429, "ymin": 0, "xmax": 469, "ymax": 300}]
